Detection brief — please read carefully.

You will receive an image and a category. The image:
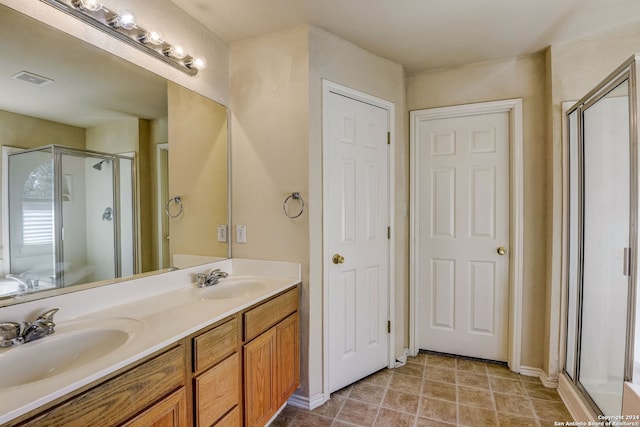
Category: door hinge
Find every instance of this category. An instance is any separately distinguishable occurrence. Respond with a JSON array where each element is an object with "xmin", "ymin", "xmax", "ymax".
[
  {"xmin": 387, "ymin": 227, "xmax": 391, "ymax": 239},
  {"xmin": 387, "ymin": 132, "xmax": 391, "ymax": 145},
  {"xmin": 387, "ymin": 320, "xmax": 391, "ymax": 334}
]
